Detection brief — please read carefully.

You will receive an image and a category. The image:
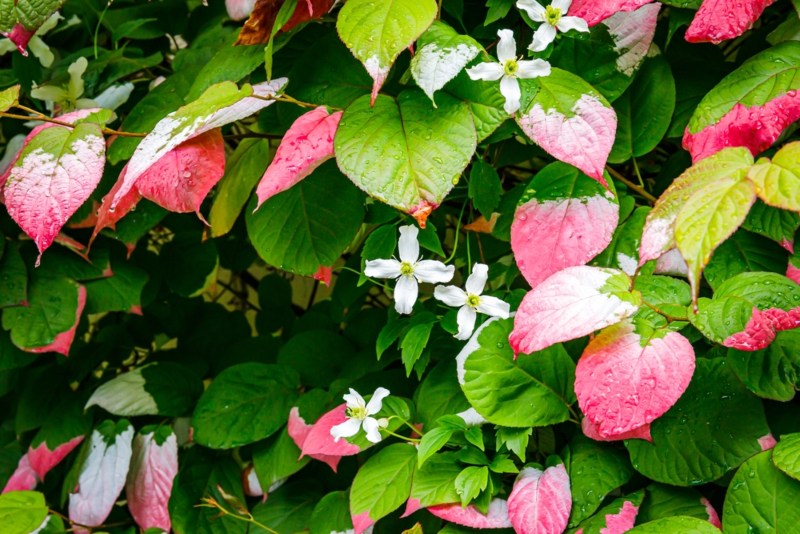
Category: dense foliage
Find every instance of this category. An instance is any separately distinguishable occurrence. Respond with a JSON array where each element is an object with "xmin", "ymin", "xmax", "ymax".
[{"xmin": 1, "ymin": 0, "xmax": 800, "ymax": 532}]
